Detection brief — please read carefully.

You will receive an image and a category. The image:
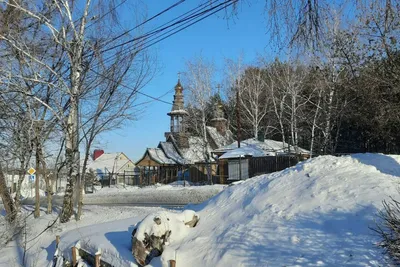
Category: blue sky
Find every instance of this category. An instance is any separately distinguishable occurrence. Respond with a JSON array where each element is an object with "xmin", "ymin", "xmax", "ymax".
[{"xmin": 98, "ymin": 0, "xmax": 271, "ymax": 161}]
